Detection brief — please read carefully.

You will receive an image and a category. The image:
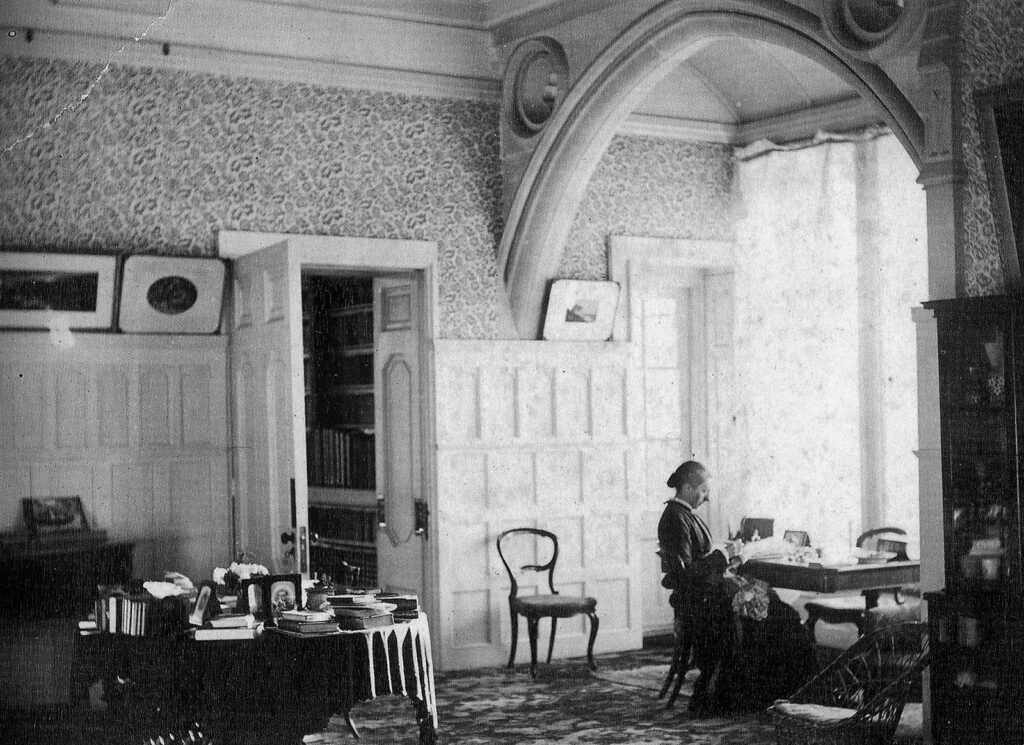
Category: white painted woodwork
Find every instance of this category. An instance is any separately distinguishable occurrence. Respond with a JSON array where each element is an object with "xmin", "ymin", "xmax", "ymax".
[
  {"xmin": 433, "ymin": 339, "xmax": 643, "ymax": 670},
  {"xmin": 229, "ymin": 240, "xmax": 309, "ymax": 574},
  {"xmin": 609, "ymin": 237, "xmax": 737, "ymax": 637},
  {"xmin": 0, "ymin": 333, "xmax": 230, "ymax": 581},
  {"xmin": 219, "ymin": 231, "xmax": 440, "ymax": 635},
  {"xmin": 375, "ymin": 276, "xmax": 426, "ymax": 598}
]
